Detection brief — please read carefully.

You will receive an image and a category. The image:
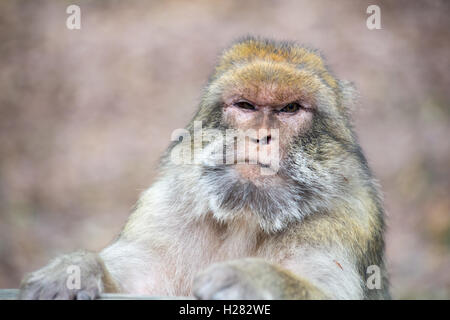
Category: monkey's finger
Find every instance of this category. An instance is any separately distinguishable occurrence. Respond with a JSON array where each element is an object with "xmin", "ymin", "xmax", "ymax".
[
  {"xmin": 19, "ymin": 284, "xmax": 43, "ymax": 300},
  {"xmin": 76, "ymin": 290, "xmax": 94, "ymax": 300}
]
